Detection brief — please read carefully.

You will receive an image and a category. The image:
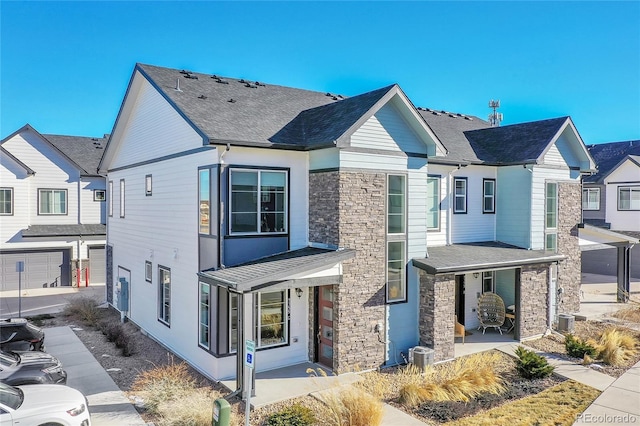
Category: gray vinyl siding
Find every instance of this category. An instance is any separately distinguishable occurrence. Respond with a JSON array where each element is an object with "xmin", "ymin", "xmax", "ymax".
[{"xmin": 496, "ymin": 166, "xmax": 532, "ymax": 248}]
